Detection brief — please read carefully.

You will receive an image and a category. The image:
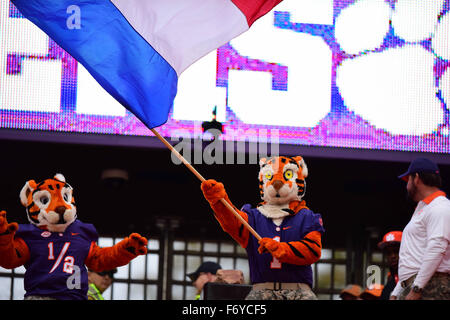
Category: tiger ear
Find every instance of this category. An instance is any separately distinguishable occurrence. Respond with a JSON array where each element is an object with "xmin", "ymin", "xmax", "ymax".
[
  {"xmin": 20, "ymin": 180, "xmax": 37, "ymax": 207},
  {"xmin": 259, "ymin": 158, "xmax": 267, "ymax": 167},
  {"xmin": 293, "ymin": 156, "xmax": 308, "ymax": 178},
  {"xmin": 54, "ymin": 173, "xmax": 66, "ymax": 183}
]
